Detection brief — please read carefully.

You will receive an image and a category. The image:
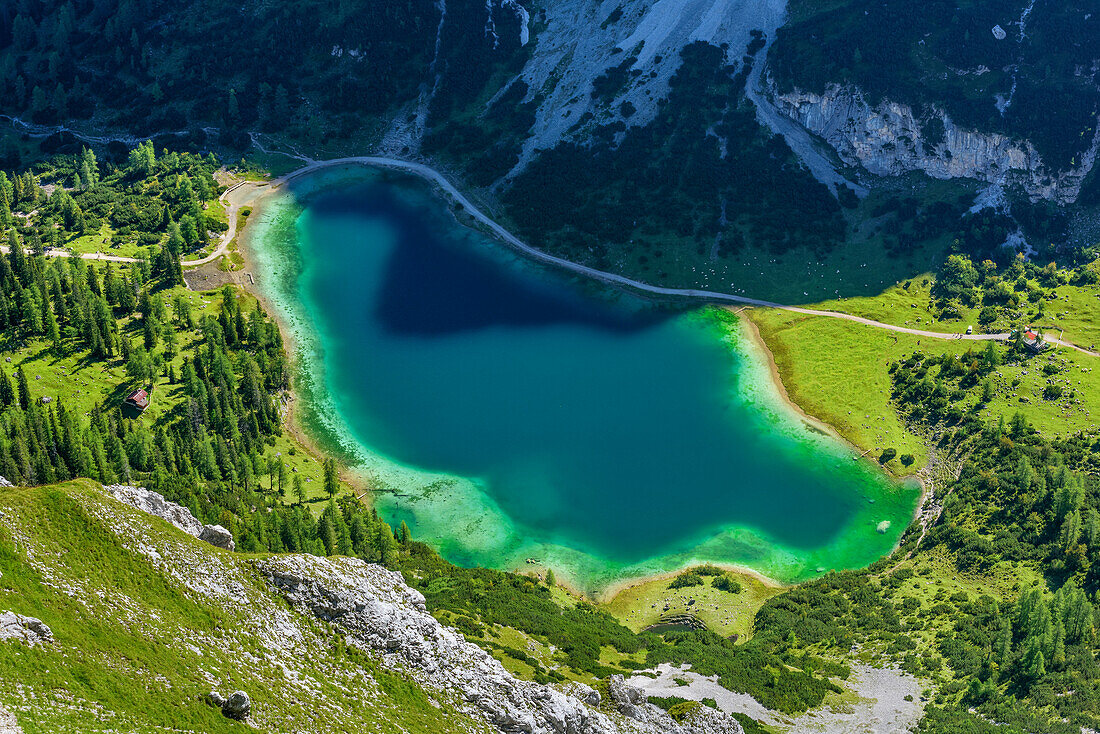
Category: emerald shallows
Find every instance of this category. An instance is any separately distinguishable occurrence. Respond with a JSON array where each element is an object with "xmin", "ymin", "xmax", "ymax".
[{"xmin": 248, "ymin": 165, "xmax": 919, "ymax": 592}]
